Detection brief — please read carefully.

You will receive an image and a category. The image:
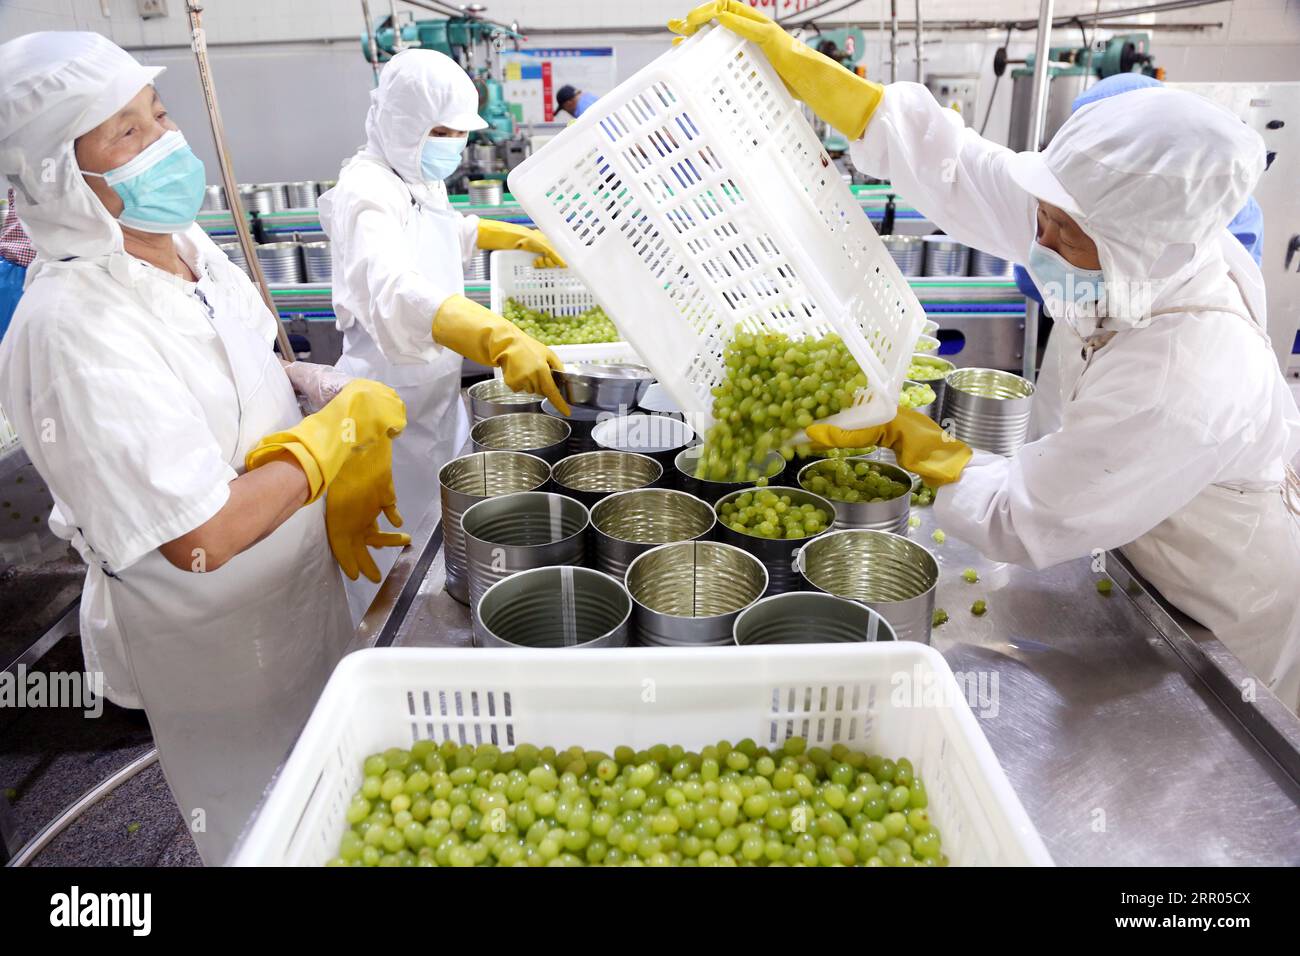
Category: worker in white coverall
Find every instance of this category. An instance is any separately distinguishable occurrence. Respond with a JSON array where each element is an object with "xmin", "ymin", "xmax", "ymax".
[
  {"xmin": 672, "ymin": 3, "xmax": 1300, "ymax": 711},
  {"xmin": 320, "ymin": 49, "xmax": 571, "ymax": 620},
  {"xmin": 0, "ymin": 32, "xmax": 409, "ymax": 862}
]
